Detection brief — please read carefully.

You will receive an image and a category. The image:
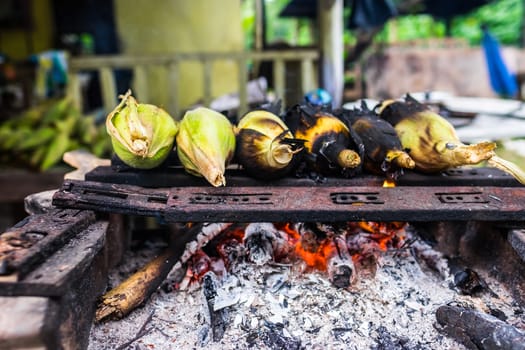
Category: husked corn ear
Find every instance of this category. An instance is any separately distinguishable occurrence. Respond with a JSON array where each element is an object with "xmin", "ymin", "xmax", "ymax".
[
  {"xmin": 106, "ymin": 90, "xmax": 178, "ymax": 169},
  {"xmin": 176, "ymin": 107, "xmax": 236, "ymax": 187}
]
